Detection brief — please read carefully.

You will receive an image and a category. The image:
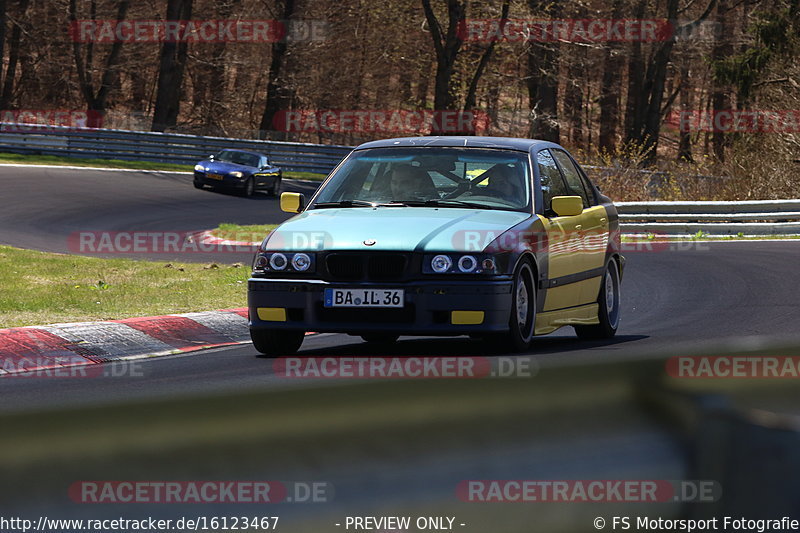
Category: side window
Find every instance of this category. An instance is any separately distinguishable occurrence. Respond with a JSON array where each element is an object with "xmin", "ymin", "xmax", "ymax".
[
  {"xmin": 576, "ymin": 166, "xmax": 599, "ymax": 203},
  {"xmin": 551, "ymin": 149, "xmax": 591, "ymax": 207},
  {"xmin": 536, "ymin": 149, "xmax": 569, "ymax": 213}
]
